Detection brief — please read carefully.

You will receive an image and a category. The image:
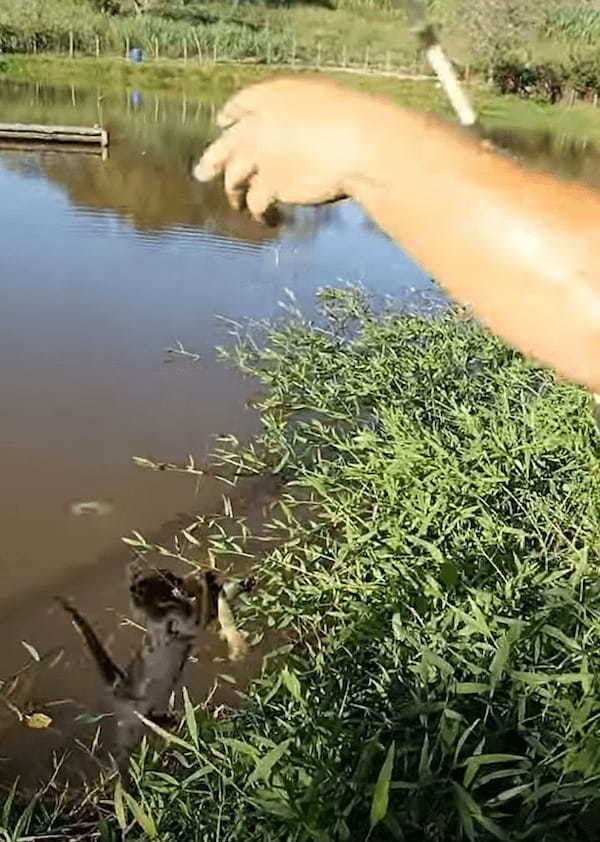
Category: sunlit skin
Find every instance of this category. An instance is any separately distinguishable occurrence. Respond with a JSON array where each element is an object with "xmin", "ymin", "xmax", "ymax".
[{"xmin": 195, "ymin": 77, "xmax": 600, "ymax": 394}]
